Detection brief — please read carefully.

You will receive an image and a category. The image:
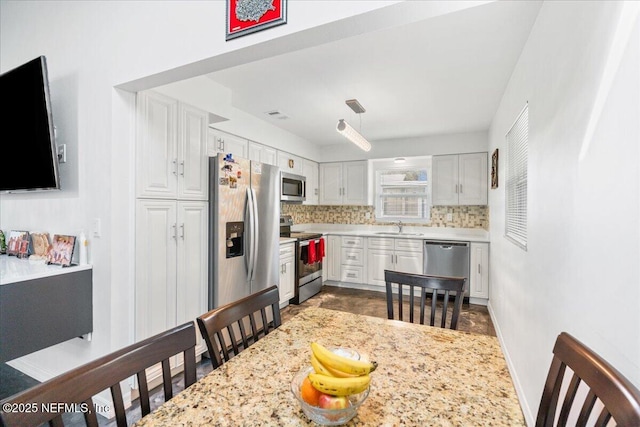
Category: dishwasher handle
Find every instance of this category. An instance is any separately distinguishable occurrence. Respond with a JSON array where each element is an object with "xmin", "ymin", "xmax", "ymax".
[{"xmin": 424, "ymin": 240, "xmax": 470, "ymax": 248}]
